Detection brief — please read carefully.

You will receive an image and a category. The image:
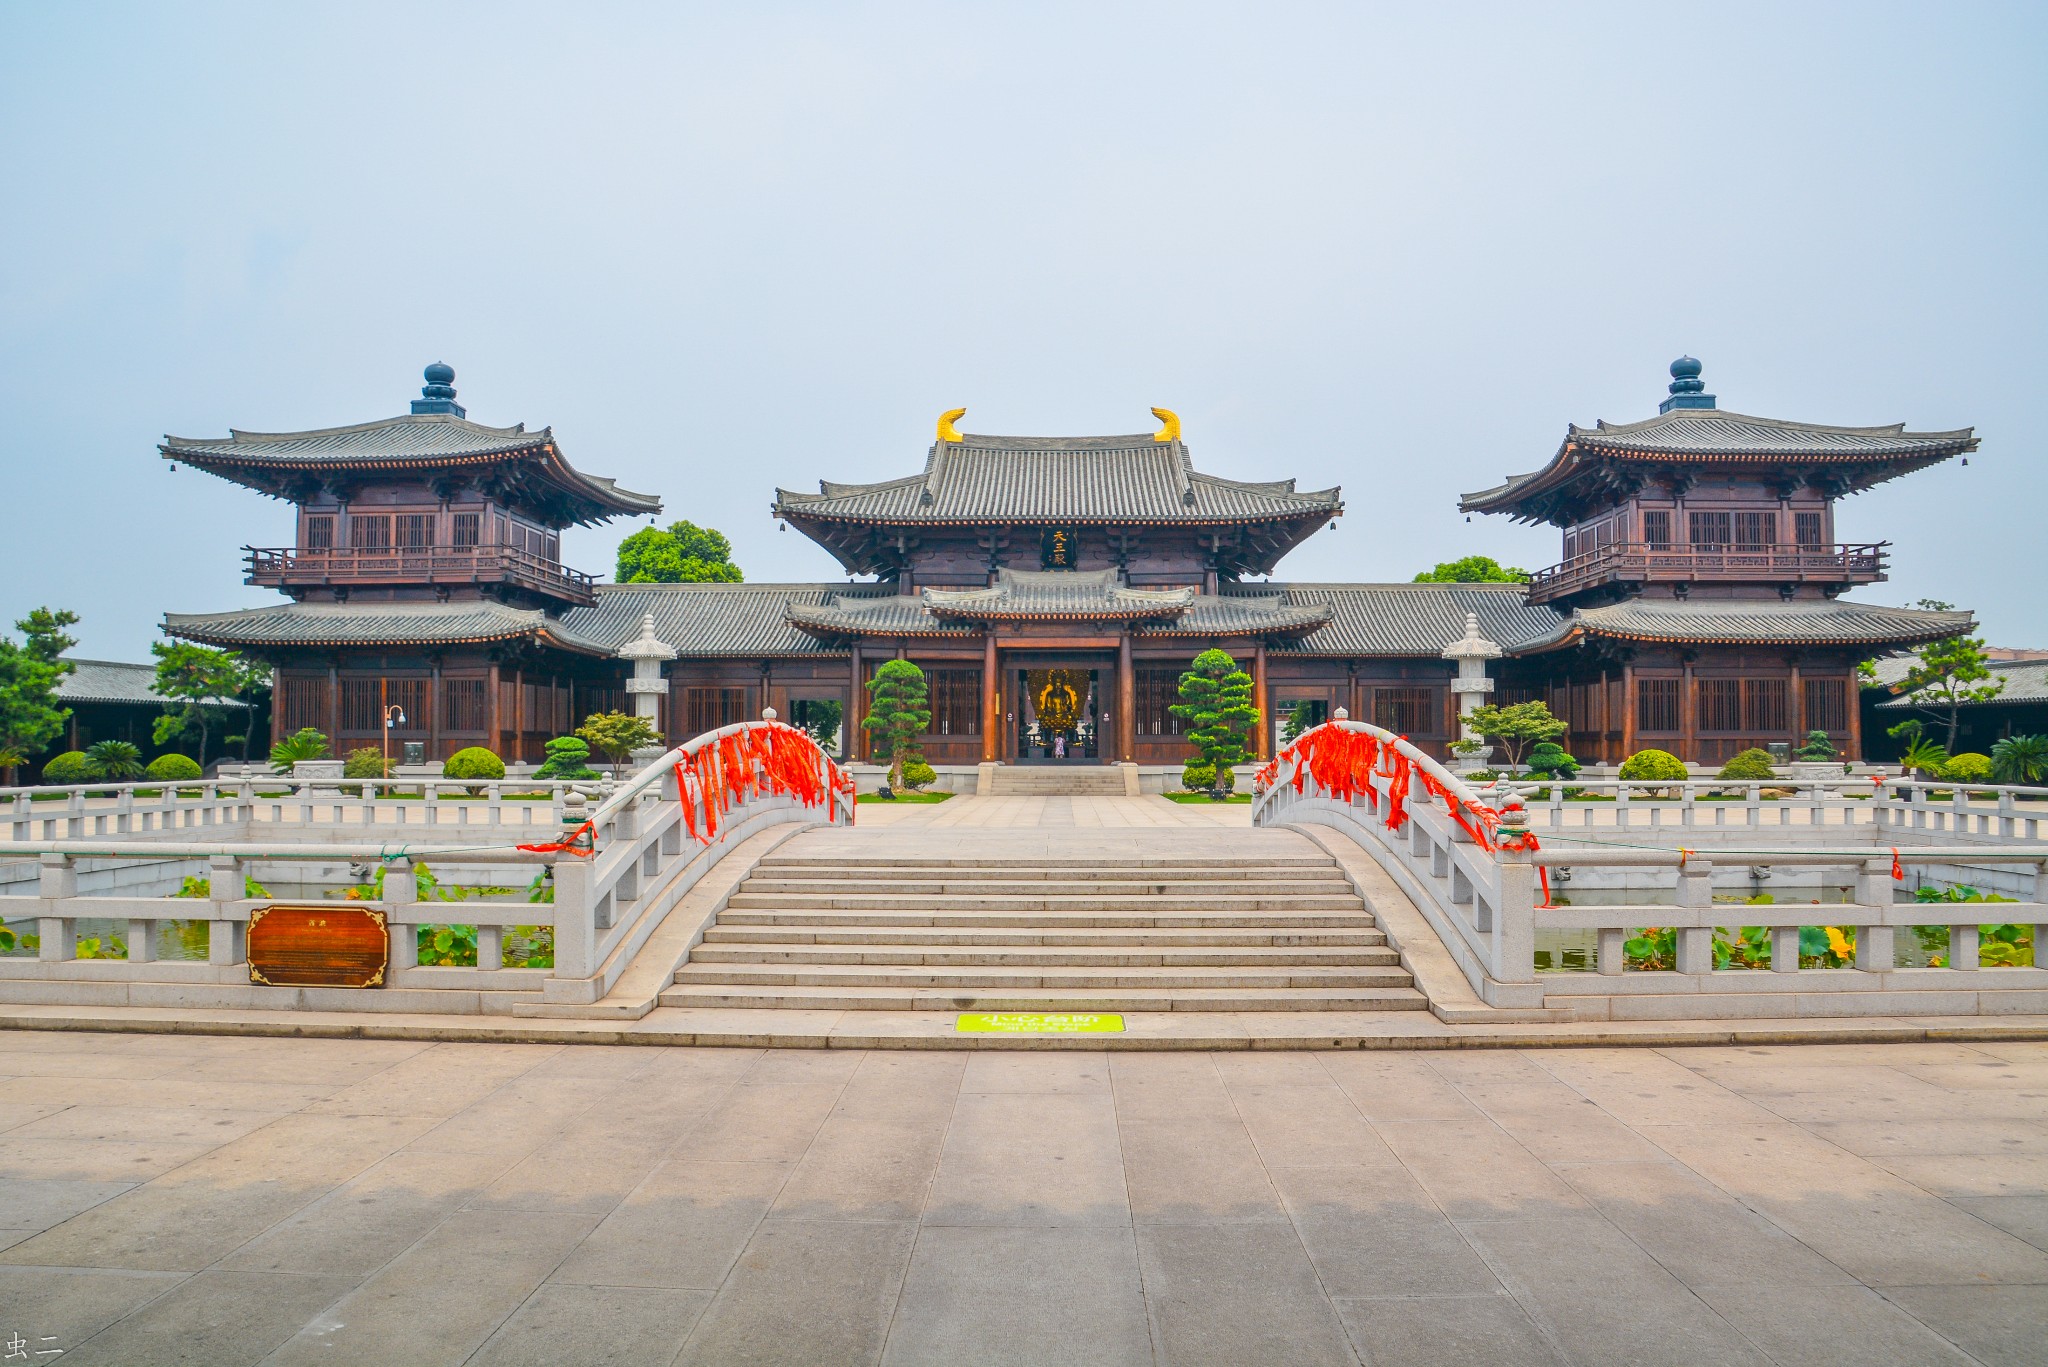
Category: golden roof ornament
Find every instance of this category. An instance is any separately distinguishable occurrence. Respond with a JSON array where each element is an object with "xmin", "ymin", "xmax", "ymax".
[
  {"xmin": 1150, "ymin": 407, "xmax": 1181, "ymax": 443},
  {"xmin": 937, "ymin": 408, "xmax": 966, "ymax": 443}
]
